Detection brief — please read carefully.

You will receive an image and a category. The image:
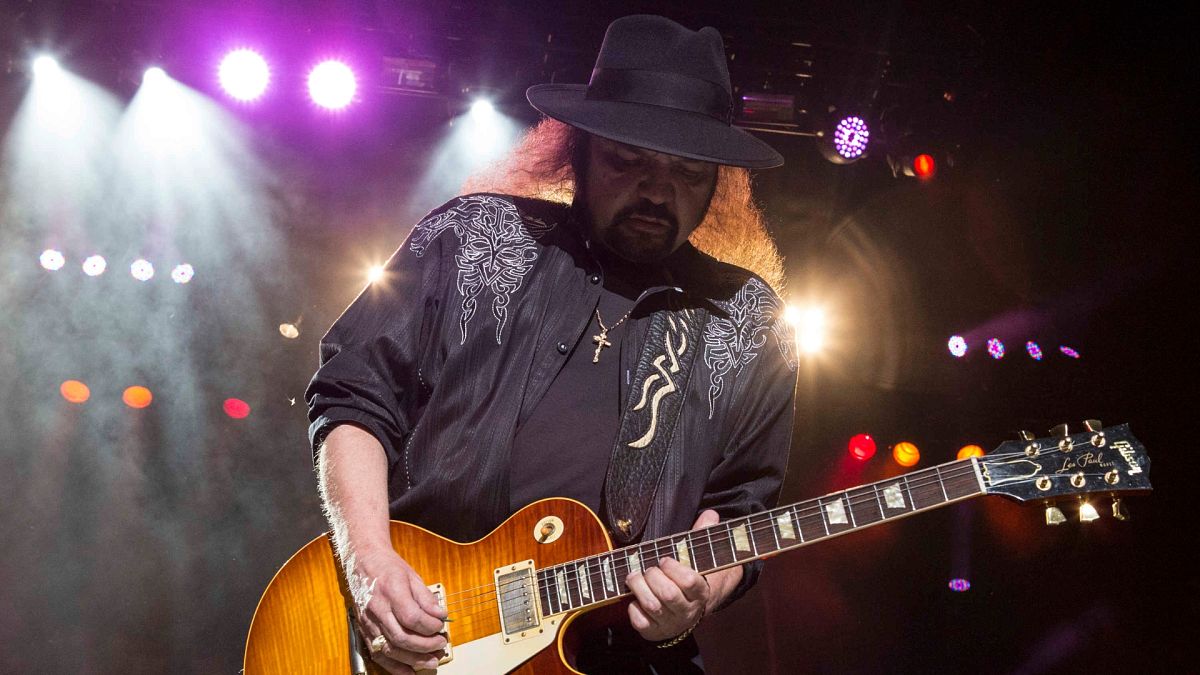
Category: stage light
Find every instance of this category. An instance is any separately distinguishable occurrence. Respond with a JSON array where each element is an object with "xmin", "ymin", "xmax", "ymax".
[
  {"xmin": 1060, "ymin": 346, "xmax": 1081, "ymax": 359},
  {"xmin": 784, "ymin": 305, "xmax": 825, "ymax": 353},
  {"xmin": 218, "ymin": 49, "xmax": 270, "ymax": 101},
  {"xmin": 986, "ymin": 338, "xmax": 1005, "ymax": 360},
  {"xmin": 60, "ymin": 380, "xmax": 90, "ymax": 404},
  {"xmin": 913, "ymin": 153, "xmax": 936, "ymax": 179},
  {"xmin": 40, "ymin": 249, "xmax": 66, "ymax": 271},
  {"xmin": 130, "ymin": 258, "xmax": 154, "ymax": 281},
  {"xmin": 82, "ymin": 255, "xmax": 107, "ymax": 277},
  {"xmin": 143, "ymin": 67, "xmax": 168, "ymax": 86},
  {"xmin": 279, "ymin": 323, "xmax": 300, "ymax": 339},
  {"xmin": 470, "ymin": 99, "xmax": 495, "ymax": 120},
  {"xmin": 1026, "ymin": 341, "xmax": 1043, "ymax": 361},
  {"xmin": 947, "ymin": 335, "xmax": 967, "ymax": 358},
  {"xmin": 32, "ymin": 55, "xmax": 62, "ymax": 79},
  {"xmin": 948, "ymin": 578, "xmax": 971, "ymax": 592},
  {"xmin": 957, "ymin": 444, "xmax": 985, "ymax": 460},
  {"xmin": 171, "ymin": 264, "xmax": 194, "ymax": 284},
  {"xmin": 832, "ymin": 116, "xmax": 870, "ymax": 160},
  {"xmin": 223, "ymin": 398, "xmax": 251, "ymax": 419},
  {"xmin": 308, "ymin": 60, "xmax": 357, "ymax": 110},
  {"xmin": 368, "ymin": 265, "xmax": 385, "ymax": 283},
  {"xmin": 848, "ymin": 433, "xmax": 876, "ymax": 461},
  {"xmin": 893, "ymin": 441, "xmax": 920, "ymax": 467},
  {"xmin": 123, "ymin": 386, "xmax": 153, "ymax": 409}
]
